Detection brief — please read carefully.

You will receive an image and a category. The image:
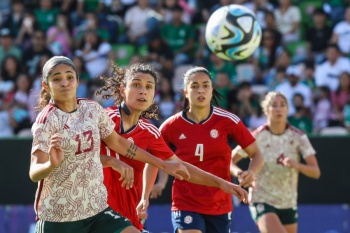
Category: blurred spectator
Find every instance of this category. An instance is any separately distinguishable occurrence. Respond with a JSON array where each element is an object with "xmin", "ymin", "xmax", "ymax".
[
  {"xmin": 248, "ymin": 104, "xmax": 267, "ymax": 131},
  {"xmin": 193, "ymin": 25, "xmax": 211, "ymax": 66},
  {"xmin": 33, "ymin": 0, "xmax": 59, "ymax": 32},
  {"xmin": 264, "ymin": 49, "xmax": 292, "ymax": 88},
  {"xmin": 252, "ymin": 28, "xmax": 283, "ymax": 80},
  {"xmin": 275, "ymin": 65, "xmax": 312, "ymax": 116},
  {"xmin": 74, "ymin": 11, "xmax": 110, "ymax": 49},
  {"xmin": 323, "ymin": 0, "xmax": 347, "ymax": 25},
  {"xmin": 0, "ymin": 56, "xmax": 22, "ymax": 102},
  {"xmin": 72, "ymin": 55, "xmax": 90, "ymax": 98},
  {"xmin": 159, "ymin": 0, "xmax": 191, "ymax": 24},
  {"xmin": 329, "ymin": 71, "xmax": 350, "ymax": 126},
  {"xmin": 21, "ymin": 29, "xmax": 54, "ymax": 77},
  {"xmin": 213, "ymin": 71, "xmax": 233, "ymax": 110},
  {"xmin": 207, "ymin": 53, "xmax": 237, "ymax": 85},
  {"xmin": 209, "ymin": 0, "xmax": 233, "ymax": 16},
  {"xmin": 146, "ymin": 32, "xmax": 174, "ymax": 74},
  {"xmin": 288, "ymin": 93, "xmax": 313, "ymax": 134},
  {"xmin": 160, "ymin": 4, "xmax": 195, "ymax": 66},
  {"xmin": 343, "ymin": 96, "xmax": 350, "ymax": 131},
  {"xmin": 0, "ymin": 110, "xmax": 15, "ymax": 137},
  {"xmin": 243, "ymin": 0, "xmax": 274, "ymax": 29},
  {"xmin": 273, "ymin": 0, "xmax": 301, "ymax": 44},
  {"xmin": 313, "ymin": 85, "xmax": 332, "ymax": 133},
  {"xmin": 46, "ymin": 11, "xmax": 73, "ymax": 56},
  {"xmin": 331, "ymin": 6, "xmax": 350, "ymax": 56},
  {"xmin": 267, "ymin": 66, "xmax": 287, "ymax": 90},
  {"xmin": 306, "ymin": 8, "xmax": 332, "ymax": 64},
  {"xmin": 119, "ymin": 0, "xmax": 161, "ymax": 47},
  {"xmin": 301, "ymin": 61, "xmax": 316, "ymax": 91},
  {"xmin": 236, "ymin": 81, "xmax": 260, "ymax": 126},
  {"xmin": 263, "ymin": 10, "xmax": 282, "ymax": 44},
  {"xmin": 75, "ymin": 30, "xmax": 113, "ymax": 78},
  {"xmin": 0, "ymin": 28, "xmax": 22, "ymax": 66},
  {"xmin": 154, "ymin": 77, "xmax": 177, "ymax": 124},
  {"xmin": 315, "ymin": 43, "xmax": 350, "ymax": 91},
  {"xmin": 2, "ymin": 1, "xmax": 25, "ymax": 39},
  {"xmin": 15, "ymin": 11, "xmax": 40, "ymax": 50}
]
